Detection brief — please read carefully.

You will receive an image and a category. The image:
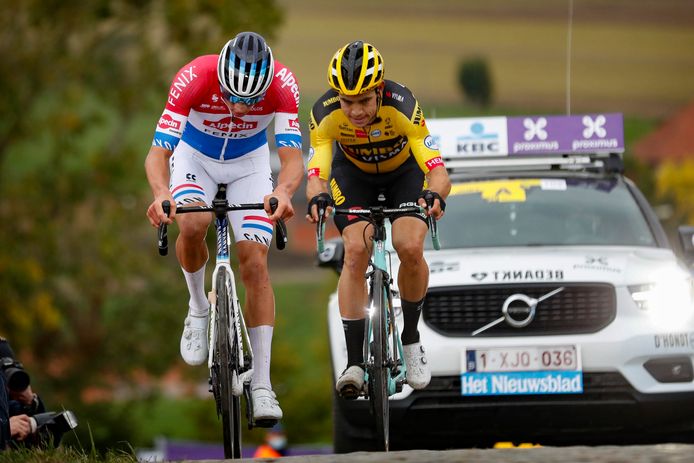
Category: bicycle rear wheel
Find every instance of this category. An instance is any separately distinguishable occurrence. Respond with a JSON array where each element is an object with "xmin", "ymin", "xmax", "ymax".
[
  {"xmin": 214, "ymin": 267, "xmax": 242, "ymax": 459},
  {"xmin": 368, "ymin": 269, "xmax": 390, "ymax": 451}
]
